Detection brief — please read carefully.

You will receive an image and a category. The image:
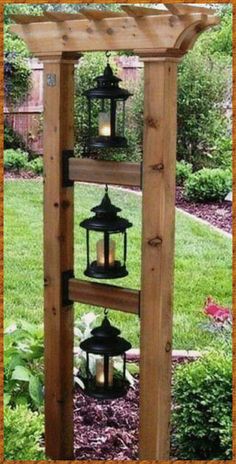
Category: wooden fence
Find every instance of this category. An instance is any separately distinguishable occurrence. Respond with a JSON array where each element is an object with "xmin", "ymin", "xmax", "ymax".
[{"xmin": 4, "ymin": 56, "xmax": 142, "ymax": 155}]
